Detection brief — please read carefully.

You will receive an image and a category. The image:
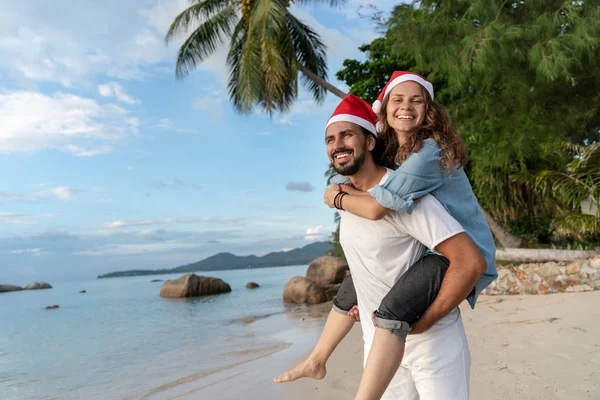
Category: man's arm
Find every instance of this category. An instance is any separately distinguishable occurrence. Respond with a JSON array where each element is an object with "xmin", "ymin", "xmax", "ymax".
[{"xmin": 410, "ymin": 232, "xmax": 486, "ymax": 334}]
